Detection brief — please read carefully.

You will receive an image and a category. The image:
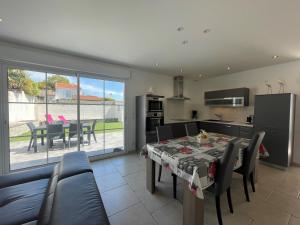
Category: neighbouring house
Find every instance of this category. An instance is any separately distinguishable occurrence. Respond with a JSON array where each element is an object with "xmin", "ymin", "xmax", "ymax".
[{"xmin": 55, "ymin": 83, "xmax": 80, "ymax": 101}]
